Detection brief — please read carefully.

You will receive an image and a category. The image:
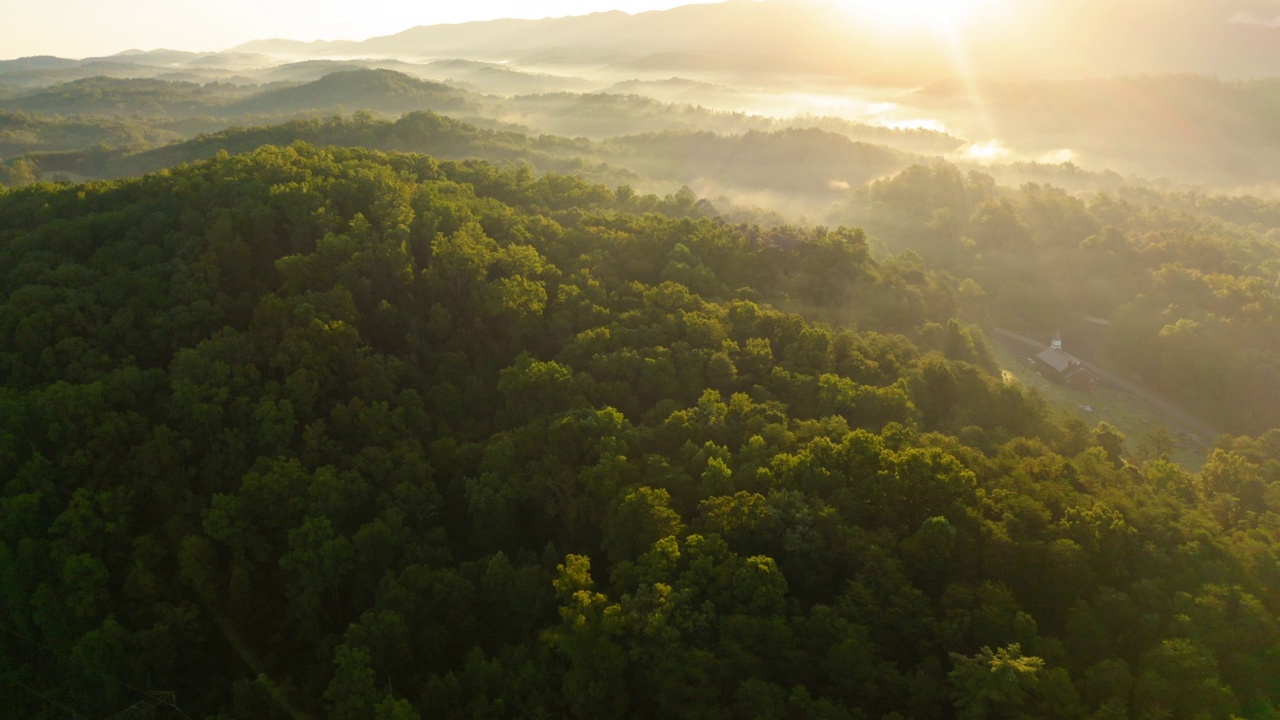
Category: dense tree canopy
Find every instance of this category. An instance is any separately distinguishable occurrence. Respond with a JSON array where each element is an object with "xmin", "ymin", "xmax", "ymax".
[{"xmin": 2, "ymin": 145, "xmax": 1279, "ymax": 719}]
